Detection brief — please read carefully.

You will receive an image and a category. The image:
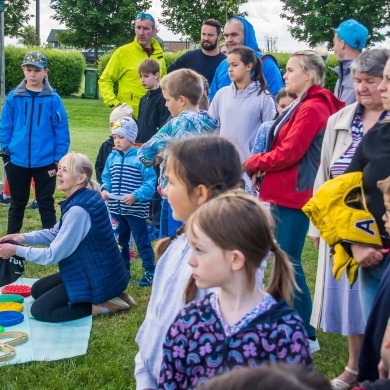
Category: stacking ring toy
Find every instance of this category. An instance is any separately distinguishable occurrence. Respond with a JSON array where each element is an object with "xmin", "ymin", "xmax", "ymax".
[
  {"xmin": 0, "ymin": 294, "xmax": 24, "ymax": 303},
  {"xmin": 0, "ymin": 311, "xmax": 24, "ymax": 327},
  {"xmin": 0, "ymin": 302, "xmax": 23, "ymax": 312},
  {"xmin": 1, "ymin": 285, "xmax": 31, "ymax": 297}
]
